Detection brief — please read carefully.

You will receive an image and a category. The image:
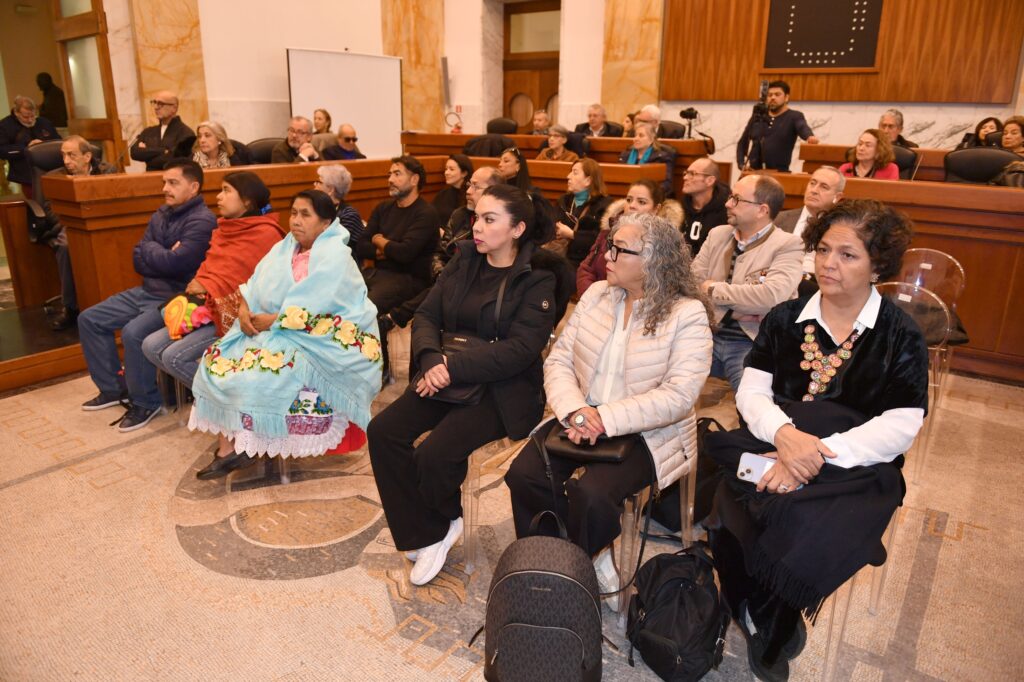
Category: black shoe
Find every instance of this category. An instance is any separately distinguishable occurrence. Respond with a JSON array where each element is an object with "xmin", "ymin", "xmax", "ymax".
[
  {"xmin": 196, "ymin": 451, "xmax": 255, "ymax": 480},
  {"xmin": 782, "ymin": 617, "xmax": 807, "ymax": 660},
  {"xmin": 115, "ymin": 404, "xmax": 163, "ymax": 432},
  {"xmin": 736, "ymin": 600, "xmax": 790, "ymax": 682},
  {"xmin": 82, "ymin": 392, "xmax": 128, "ymax": 411},
  {"xmin": 50, "ymin": 308, "xmax": 79, "ymax": 331}
]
